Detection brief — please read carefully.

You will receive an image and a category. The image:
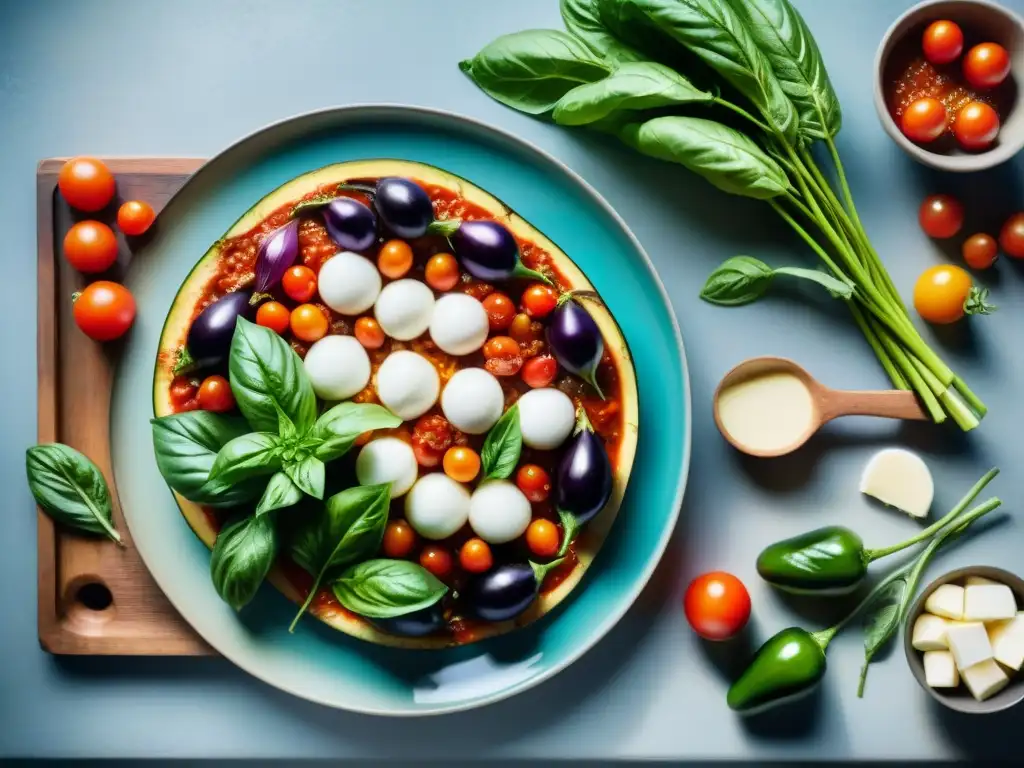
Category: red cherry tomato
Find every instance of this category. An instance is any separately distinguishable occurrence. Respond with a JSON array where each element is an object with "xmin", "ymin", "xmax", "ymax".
[
  {"xmin": 901, "ymin": 97, "xmax": 948, "ymax": 143},
  {"xmin": 425, "ymin": 253, "xmax": 460, "ymax": 291},
  {"xmin": 999, "ymin": 212, "xmax": 1024, "ymax": 258},
  {"xmin": 922, "ymin": 20, "xmax": 964, "ymax": 65},
  {"xmin": 382, "ymin": 520, "xmax": 417, "ymax": 558},
  {"xmin": 953, "ymin": 101, "xmax": 1000, "ymax": 150},
  {"xmin": 482, "ymin": 336, "xmax": 523, "ymax": 377},
  {"xmin": 117, "ymin": 200, "xmax": 156, "ymax": 236},
  {"xmin": 516, "ymin": 464, "xmax": 551, "ymax": 503},
  {"xmin": 419, "ymin": 546, "xmax": 453, "ymax": 579},
  {"xmin": 962, "ymin": 233, "xmax": 998, "ymax": 270},
  {"xmin": 459, "ymin": 538, "xmax": 493, "ymax": 573},
  {"xmin": 521, "ymin": 355, "xmax": 558, "ymax": 389},
  {"xmin": 256, "ymin": 301, "xmax": 291, "ymax": 335},
  {"xmin": 282, "ymin": 265, "xmax": 317, "ymax": 303},
  {"xmin": 63, "ymin": 220, "xmax": 119, "ymax": 273},
  {"xmin": 58, "ymin": 157, "xmax": 115, "ymax": 212},
  {"xmin": 683, "ymin": 571, "xmax": 751, "ymax": 641},
  {"xmin": 963, "ymin": 42, "xmax": 1011, "ymax": 89},
  {"xmin": 72, "ymin": 281, "xmax": 136, "ymax": 342},
  {"xmin": 482, "ymin": 292, "xmax": 516, "ymax": 330},
  {"xmin": 522, "ymin": 284, "xmax": 558, "ymax": 318},
  {"xmin": 918, "ymin": 194, "xmax": 964, "ymax": 239},
  {"xmin": 198, "ymin": 375, "xmax": 236, "ymax": 412},
  {"xmin": 411, "ymin": 414, "xmax": 454, "ymax": 468},
  {"xmin": 354, "ymin": 316, "xmax": 386, "ymax": 349}
]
